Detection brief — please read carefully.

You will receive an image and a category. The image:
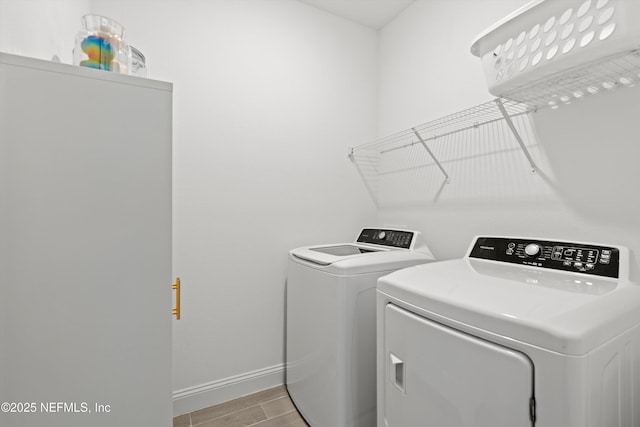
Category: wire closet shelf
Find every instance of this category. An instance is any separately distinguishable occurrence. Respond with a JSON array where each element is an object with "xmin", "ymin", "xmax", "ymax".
[{"xmin": 349, "ymin": 48, "xmax": 640, "ymax": 183}]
